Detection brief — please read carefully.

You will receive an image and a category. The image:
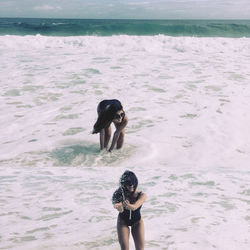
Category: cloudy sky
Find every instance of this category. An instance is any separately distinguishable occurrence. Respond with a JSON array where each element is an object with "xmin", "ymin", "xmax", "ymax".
[{"xmin": 0, "ymin": 0, "xmax": 249, "ymax": 19}]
